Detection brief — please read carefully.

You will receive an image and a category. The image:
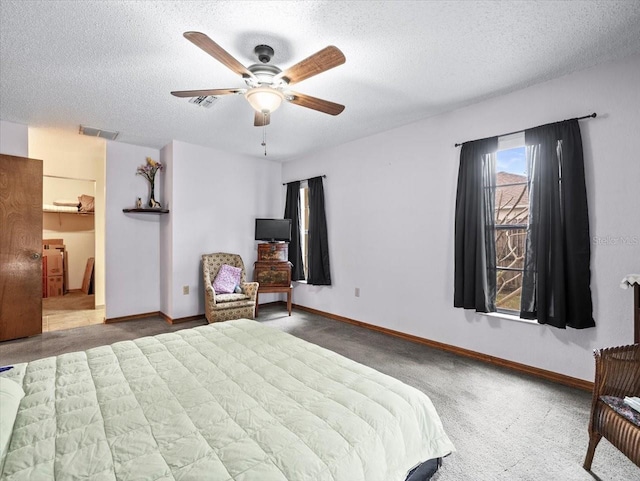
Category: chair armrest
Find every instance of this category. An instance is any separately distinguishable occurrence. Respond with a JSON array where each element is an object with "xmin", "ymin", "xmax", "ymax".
[
  {"xmin": 241, "ymin": 282, "xmax": 259, "ymax": 301},
  {"xmin": 204, "ymin": 282, "xmax": 217, "ymax": 305},
  {"xmin": 594, "ymin": 344, "xmax": 640, "ymax": 398}
]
